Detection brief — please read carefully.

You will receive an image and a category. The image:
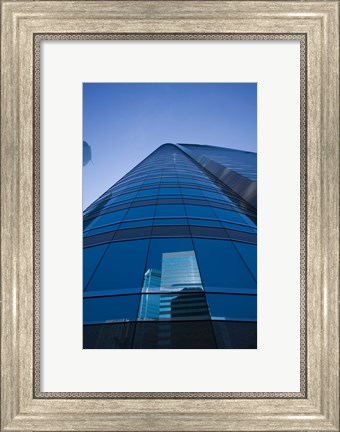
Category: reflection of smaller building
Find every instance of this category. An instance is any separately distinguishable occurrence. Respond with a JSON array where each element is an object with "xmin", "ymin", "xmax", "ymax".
[
  {"xmin": 170, "ymin": 288, "xmax": 210, "ymax": 320},
  {"xmin": 137, "ymin": 250, "xmax": 214, "ymax": 347},
  {"xmin": 142, "ymin": 268, "xmax": 161, "ymax": 290},
  {"xmin": 138, "ymin": 250, "xmax": 209, "ymax": 323},
  {"xmin": 138, "ymin": 269, "xmax": 161, "ymax": 320}
]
